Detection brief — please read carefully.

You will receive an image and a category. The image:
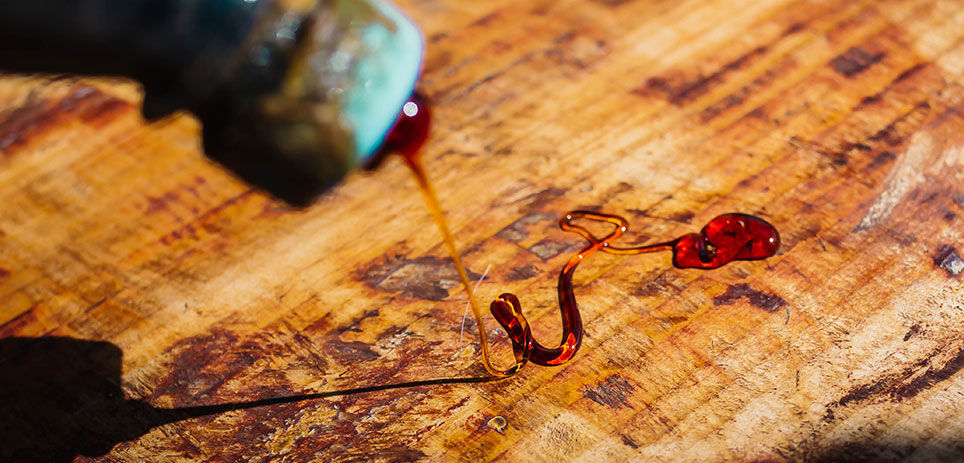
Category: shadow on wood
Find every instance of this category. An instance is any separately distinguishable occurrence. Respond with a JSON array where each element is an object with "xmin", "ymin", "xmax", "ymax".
[
  {"xmin": 0, "ymin": 336, "xmax": 497, "ymax": 462},
  {"xmin": 809, "ymin": 439, "xmax": 964, "ymax": 463},
  {"xmin": 0, "ymin": 337, "xmax": 158, "ymax": 462}
]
